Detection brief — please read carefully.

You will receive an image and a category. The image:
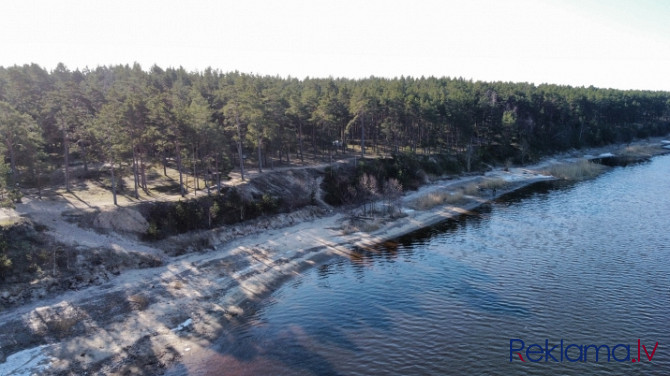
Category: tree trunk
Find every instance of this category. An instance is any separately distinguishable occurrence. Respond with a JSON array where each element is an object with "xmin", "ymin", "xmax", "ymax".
[
  {"xmin": 83, "ymin": 150, "xmax": 89, "ymax": 173},
  {"xmin": 216, "ymin": 156, "xmax": 221, "ymax": 193},
  {"xmin": 176, "ymin": 142, "xmax": 185, "ymax": 197},
  {"xmin": 205, "ymin": 161, "xmax": 210, "ymax": 196},
  {"xmin": 208, "ymin": 204, "xmax": 212, "ymax": 228},
  {"xmin": 193, "ymin": 145, "xmax": 198, "ymax": 194},
  {"xmin": 131, "ymin": 143, "xmax": 139, "ymax": 199},
  {"xmin": 257, "ymin": 133, "xmax": 263, "ymax": 173},
  {"xmin": 110, "ymin": 160, "xmax": 118, "ymax": 206},
  {"xmin": 361, "ymin": 115, "xmax": 366, "ymax": 159},
  {"xmin": 312, "ymin": 124, "xmax": 317, "ymax": 159},
  {"xmin": 63, "ymin": 124, "xmax": 70, "ymax": 192},
  {"xmin": 298, "ymin": 120, "xmax": 304, "ymax": 163},
  {"xmin": 162, "ymin": 150, "xmax": 168, "ymax": 176},
  {"xmin": 140, "ymin": 153, "xmax": 147, "ymax": 190},
  {"xmin": 372, "ymin": 116, "xmax": 378, "ymax": 155},
  {"xmin": 234, "ymin": 108, "xmax": 245, "ymax": 181}
]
